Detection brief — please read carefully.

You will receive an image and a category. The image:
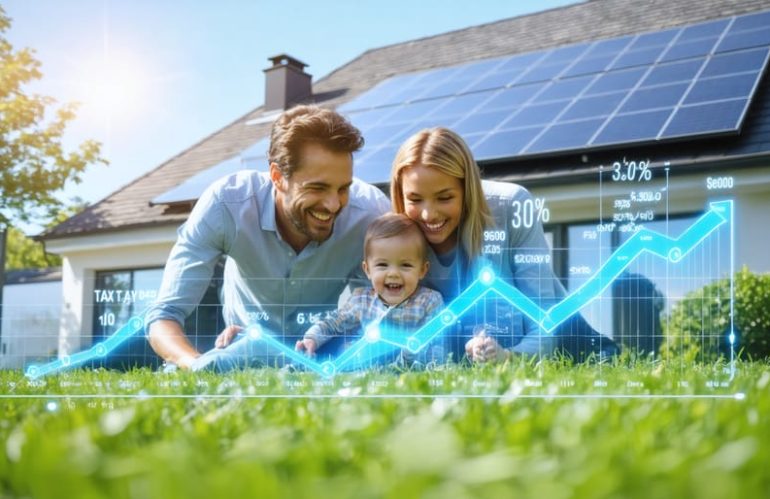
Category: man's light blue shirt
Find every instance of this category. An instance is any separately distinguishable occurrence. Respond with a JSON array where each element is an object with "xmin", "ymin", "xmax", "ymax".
[{"xmin": 145, "ymin": 170, "xmax": 390, "ymax": 337}]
